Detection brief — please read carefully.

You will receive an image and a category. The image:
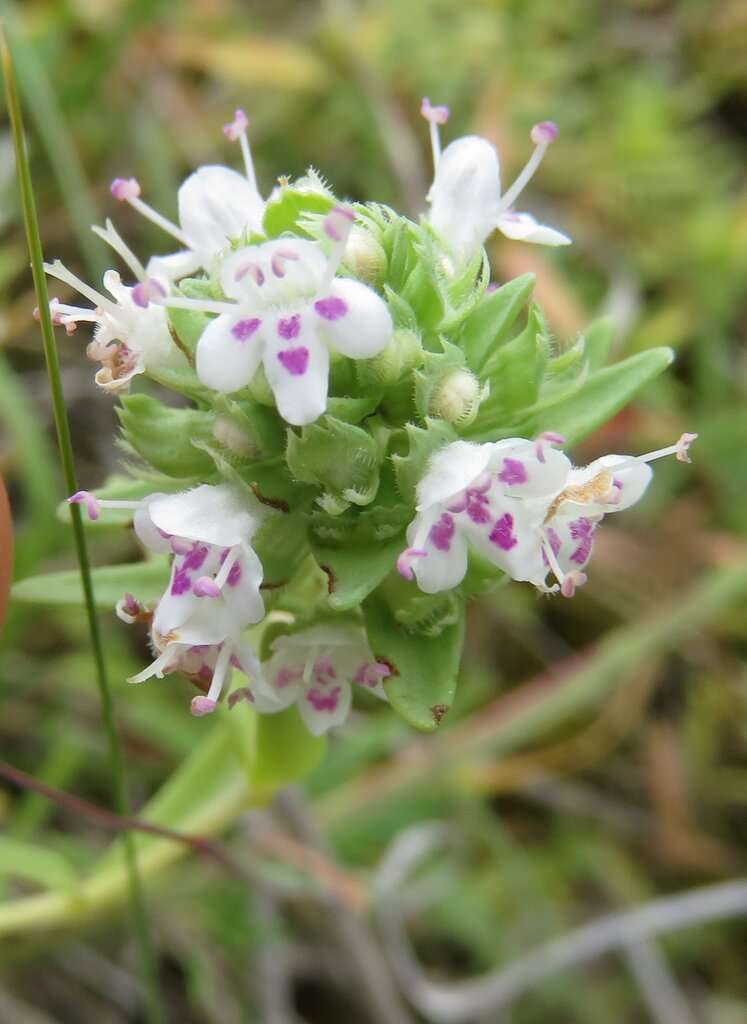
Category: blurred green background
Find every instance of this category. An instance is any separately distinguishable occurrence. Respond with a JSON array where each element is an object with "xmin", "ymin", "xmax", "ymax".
[{"xmin": 1, "ymin": 1, "xmax": 746, "ymax": 1021}]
